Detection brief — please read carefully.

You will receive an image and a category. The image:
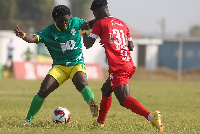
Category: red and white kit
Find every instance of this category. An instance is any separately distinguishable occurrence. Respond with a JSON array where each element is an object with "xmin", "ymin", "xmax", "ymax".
[{"xmin": 90, "ymin": 16, "xmax": 136, "ymax": 88}]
